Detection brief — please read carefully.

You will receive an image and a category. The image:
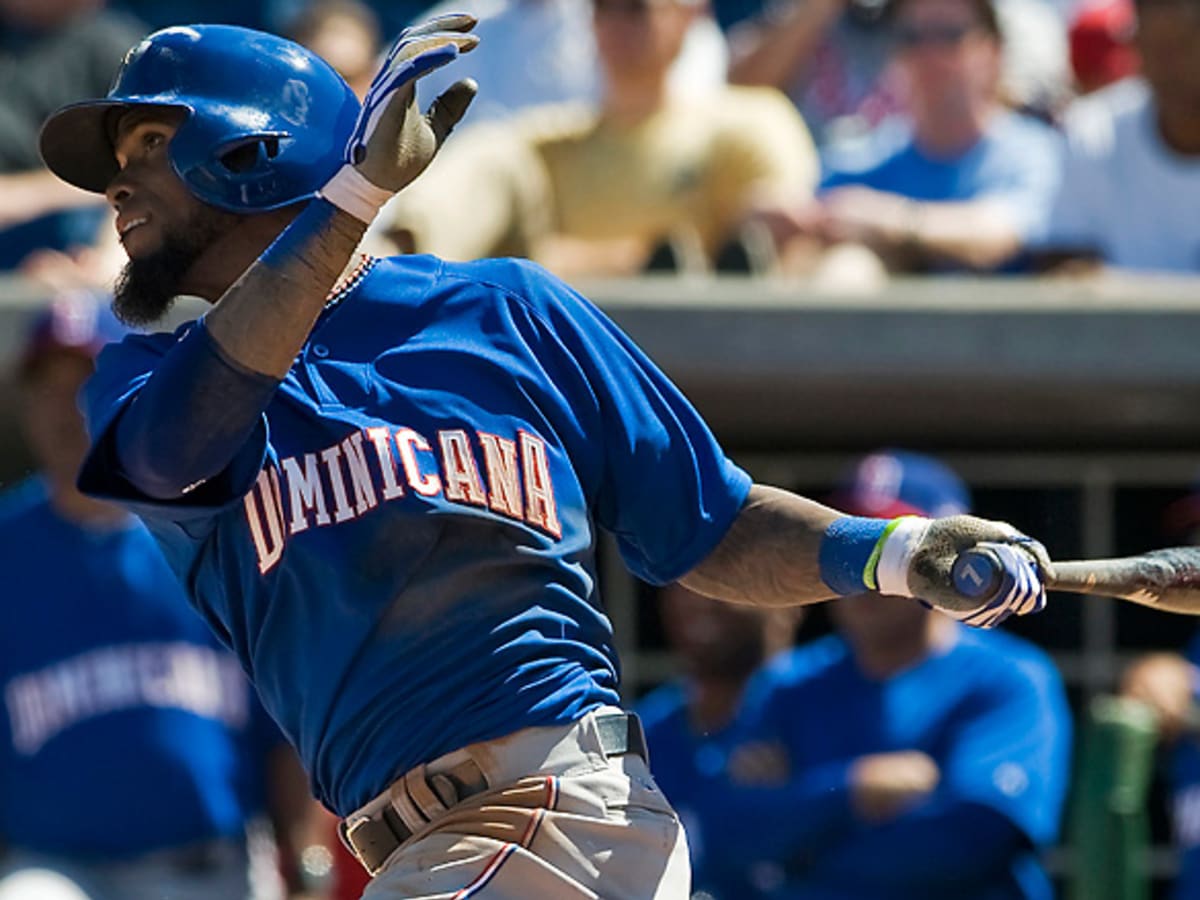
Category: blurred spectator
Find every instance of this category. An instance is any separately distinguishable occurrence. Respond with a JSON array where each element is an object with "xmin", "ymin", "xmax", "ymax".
[
  {"xmin": 1067, "ymin": 0, "xmax": 1138, "ymax": 94},
  {"xmin": 1120, "ymin": 486, "xmax": 1200, "ymax": 900},
  {"xmin": 412, "ymin": 0, "xmax": 729, "ymax": 125},
  {"xmin": 0, "ymin": 294, "xmax": 316, "ymax": 899},
  {"xmin": 766, "ymin": 0, "xmax": 1061, "ymax": 275},
  {"xmin": 1032, "ymin": 0, "xmax": 1200, "ymax": 273},
  {"xmin": 373, "ymin": 0, "xmax": 817, "ymax": 277},
  {"xmin": 0, "ymin": 0, "xmax": 145, "ymax": 273},
  {"xmin": 636, "ymin": 584, "xmax": 801, "ymax": 899},
  {"xmin": 728, "ymin": 0, "xmax": 1066, "ymax": 145},
  {"xmin": 285, "ymin": 0, "xmax": 382, "ymax": 99},
  {"xmin": 680, "ymin": 451, "xmax": 1072, "ymax": 899}
]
